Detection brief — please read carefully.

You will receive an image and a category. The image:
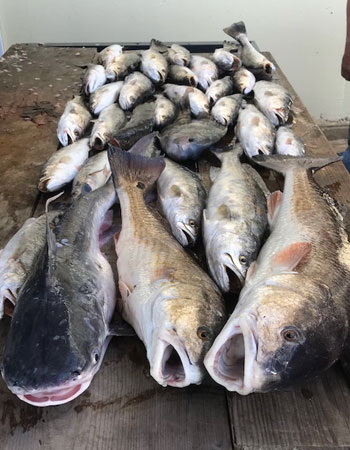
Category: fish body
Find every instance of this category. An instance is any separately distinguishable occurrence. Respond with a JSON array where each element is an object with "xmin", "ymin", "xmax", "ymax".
[
  {"xmin": 57, "ymin": 96, "xmax": 91, "ymax": 146},
  {"xmin": 236, "ymin": 104, "xmax": 275, "ymax": 157},
  {"xmin": 188, "ymin": 88, "xmax": 210, "ymax": 118},
  {"xmin": 108, "ymin": 147, "xmax": 225, "ymax": 387},
  {"xmin": 82, "ymin": 65, "xmax": 107, "ymax": 95},
  {"xmin": 2, "ymin": 184, "xmax": 117, "ymax": 406},
  {"xmin": 232, "ymin": 68, "xmax": 256, "ymax": 94},
  {"xmin": 141, "ymin": 45, "xmax": 168, "ymax": 84},
  {"xmin": 213, "ymin": 48, "xmax": 241, "ymax": 73},
  {"xmin": 39, "ymin": 138, "xmax": 90, "ymax": 192},
  {"xmin": 211, "ymin": 94, "xmax": 242, "ymax": 126},
  {"xmin": 96, "ymin": 44, "xmax": 123, "ymax": 66},
  {"xmin": 203, "ymin": 145, "xmax": 268, "ymax": 292},
  {"xmin": 168, "ymin": 65, "xmax": 198, "ymax": 87},
  {"xmin": 206, "ymin": 76, "xmax": 234, "ymax": 106},
  {"xmin": 167, "ymin": 44, "xmax": 191, "ymax": 66},
  {"xmin": 190, "ymin": 55, "xmax": 219, "ymax": 91},
  {"xmin": 119, "ymin": 72, "xmax": 155, "ymax": 110},
  {"xmin": 157, "ymin": 158, "xmax": 206, "ymax": 246},
  {"xmin": 72, "ymin": 151, "xmax": 111, "ymax": 198},
  {"xmin": 90, "ymin": 104, "xmax": 126, "ymax": 150},
  {"xmin": 163, "ymin": 83, "xmax": 193, "ymax": 106},
  {"xmin": 205, "ymin": 155, "xmax": 350, "ymax": 394},
  {"xmin": 154, "ymin": 94, "xmax": 178, "ymax": 128},
  {"xmin": 105, "ymin": 53, "xmax": 141, "ymax": 80},
  {"xmin": 254, "ymin": 81, "xmax": 293, "ymax": 126},
  {"xmin": 90, "ymin": 82, "xmax": 124, "ymax": 116},
  {"xmin": 276, "ymin": 127, "xmax": 305, "ymax": 157}
]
